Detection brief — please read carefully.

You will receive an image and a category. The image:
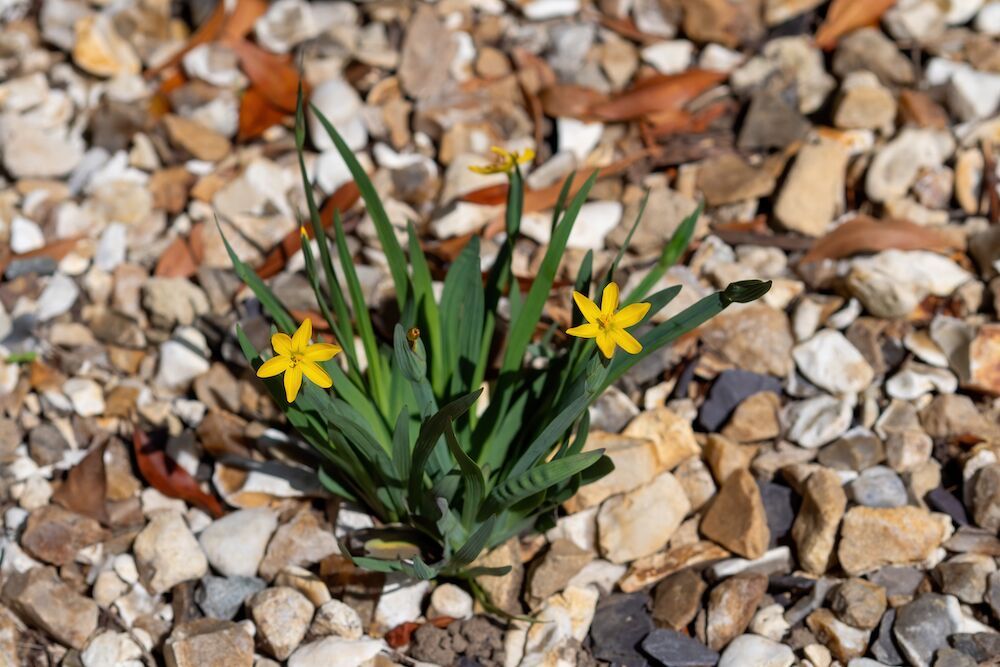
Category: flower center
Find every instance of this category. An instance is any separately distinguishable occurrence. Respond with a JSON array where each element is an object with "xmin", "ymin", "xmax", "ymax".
[{"xmin": 288, "ymin": 353, "xmax": 302, "ymax": 367}]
